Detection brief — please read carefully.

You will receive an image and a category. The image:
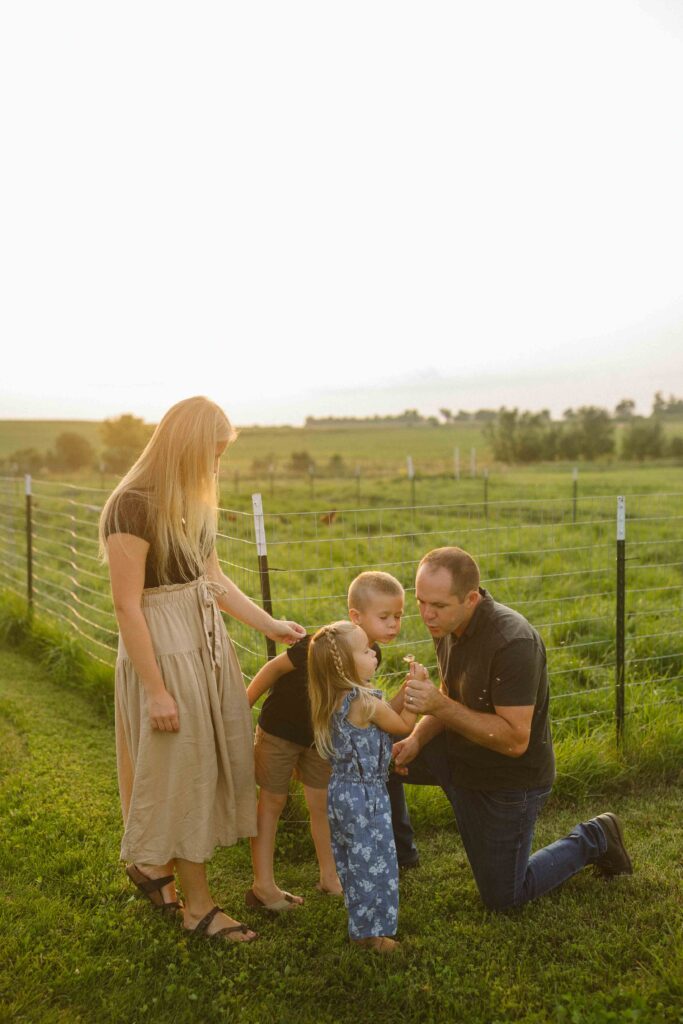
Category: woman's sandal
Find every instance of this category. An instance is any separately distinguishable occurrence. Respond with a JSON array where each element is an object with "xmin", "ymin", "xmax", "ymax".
[
  {"xmin": 125, "ymin": 864, "xmax": 183, "ymax": 916},
  {"xmin": 245, "ymin": 888, "xmax": 303, "ymax": 913},
  {"xmin": 185, "ymin": 905, "xmax": 258, "ymax": 943}
]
